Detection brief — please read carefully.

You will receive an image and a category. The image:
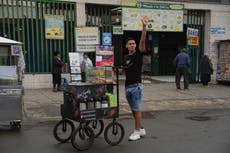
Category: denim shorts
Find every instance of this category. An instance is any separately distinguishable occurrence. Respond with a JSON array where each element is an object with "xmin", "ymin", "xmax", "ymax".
[{"xmin": 125, "ymin": 83, "xmax": 143, "ymax": 111}]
